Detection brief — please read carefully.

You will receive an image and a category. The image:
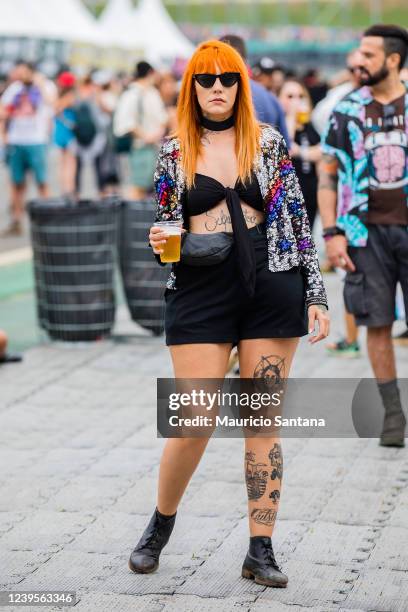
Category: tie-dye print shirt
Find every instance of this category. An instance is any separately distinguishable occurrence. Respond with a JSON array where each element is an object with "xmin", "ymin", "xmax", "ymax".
[
  {"xmin": 153, "ymin": 124, "xmax": 328, "ymax": 308},
  {"xmin": 321, "ymin": 82, "xmax": 408, "ymax": 247}
]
